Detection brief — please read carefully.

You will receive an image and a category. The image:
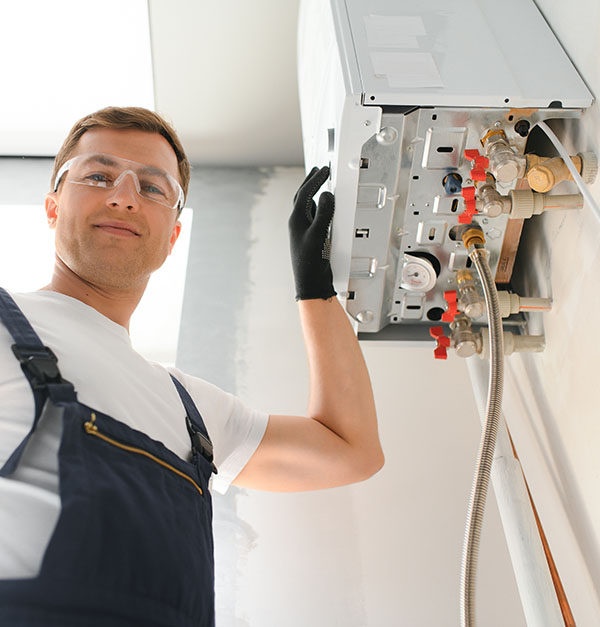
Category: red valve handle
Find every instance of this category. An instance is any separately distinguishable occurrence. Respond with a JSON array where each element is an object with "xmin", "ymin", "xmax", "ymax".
[
  {"xmin": 464, "ymin": 150, "xmax": 490, "ymax": 166},
  {"xmin": 470, "ymin": 167, "xmax": 487, "ymax": 182},
  {"xmin": 461, "ymin": 186, "xmax": 476, "ymax": 200},
  {"xmin": 430, "ymin": 326, "xmax": 450, "ymax": 360},
  {"xmin": 441, "ymin": 290, "xmax": 458, "ymax": 322},
  {"xmin": 459, "ymin": 186, "xmax": 478, "ymax": 223},
  {"xmin": 459, "ymin": 204, "xmax": 478, "ymax": 223},
  {"xmin": 464, "ymin": 149, "xmax": 489, "ymax": 182},
  {"xmin": 475, "ymin": 155, "xmax": 490, "ymax": 168}
]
